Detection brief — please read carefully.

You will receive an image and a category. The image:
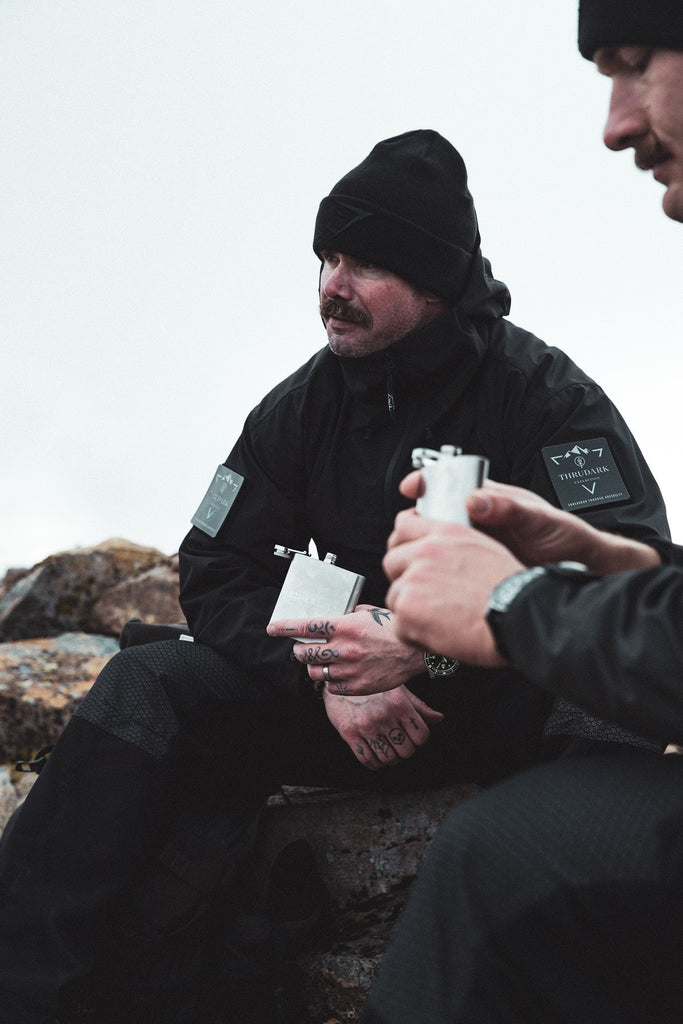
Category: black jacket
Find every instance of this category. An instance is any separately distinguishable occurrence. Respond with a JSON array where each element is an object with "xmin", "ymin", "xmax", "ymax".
[
  {"xmin": 495, "ymin": 541, "xmax": 683, "ymax": 745},
  {"xmin": 179, "ymin": 262, "xmax": 669, "ymax": 698}
]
